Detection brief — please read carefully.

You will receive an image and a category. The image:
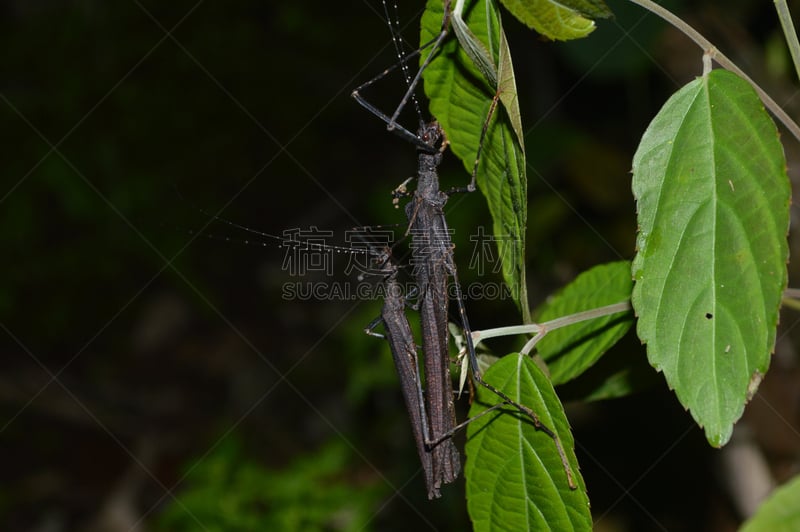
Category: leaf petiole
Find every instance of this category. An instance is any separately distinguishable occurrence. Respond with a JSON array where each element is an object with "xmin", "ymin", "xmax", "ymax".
[{"xmin": 469, "ymin": 300, "xmax": 631, "ymax": 355}]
